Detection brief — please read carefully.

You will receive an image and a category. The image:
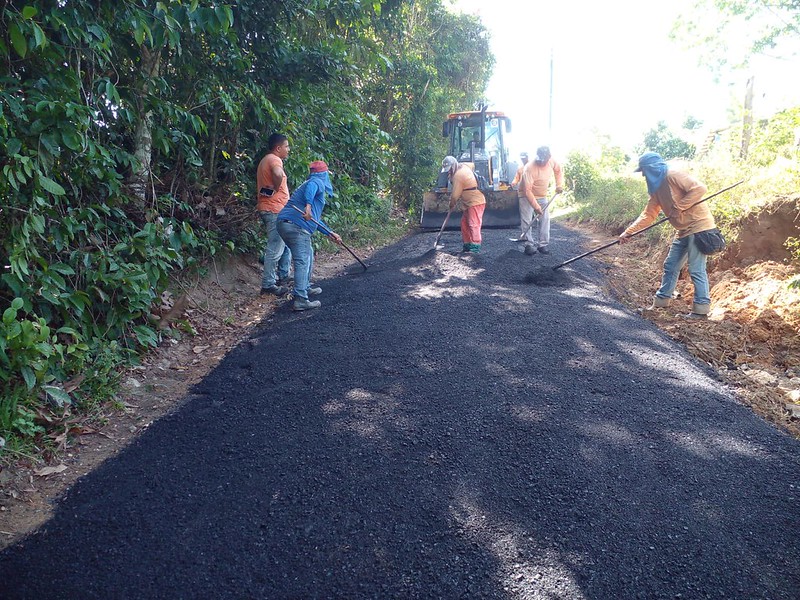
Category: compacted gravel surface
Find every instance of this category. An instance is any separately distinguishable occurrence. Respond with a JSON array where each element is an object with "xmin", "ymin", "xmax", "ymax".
[{"xmin": 1, "ymin": 225, "xmax": 799, "ymax": 599}]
